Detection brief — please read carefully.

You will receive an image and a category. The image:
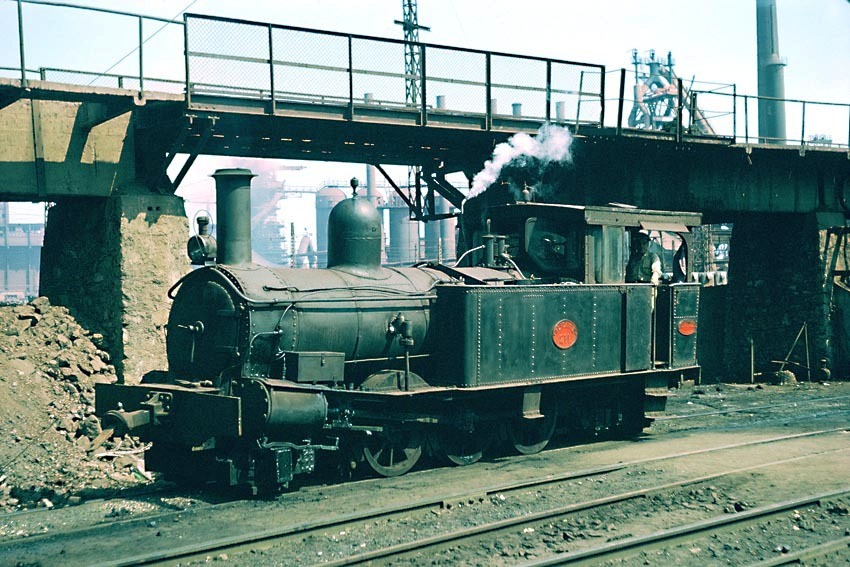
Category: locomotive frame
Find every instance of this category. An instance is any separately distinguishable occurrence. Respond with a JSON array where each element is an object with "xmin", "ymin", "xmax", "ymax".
[{"xmin": 96, "ymin": 169, "xmax": 702, "ymax": 491}]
